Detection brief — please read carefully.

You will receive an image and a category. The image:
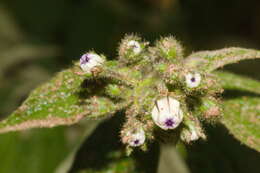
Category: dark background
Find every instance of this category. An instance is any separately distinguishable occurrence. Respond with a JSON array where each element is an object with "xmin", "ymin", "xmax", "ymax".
[{"xmin": 0, "ymin": 0, "xmax": 259, "ymax": 172}]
